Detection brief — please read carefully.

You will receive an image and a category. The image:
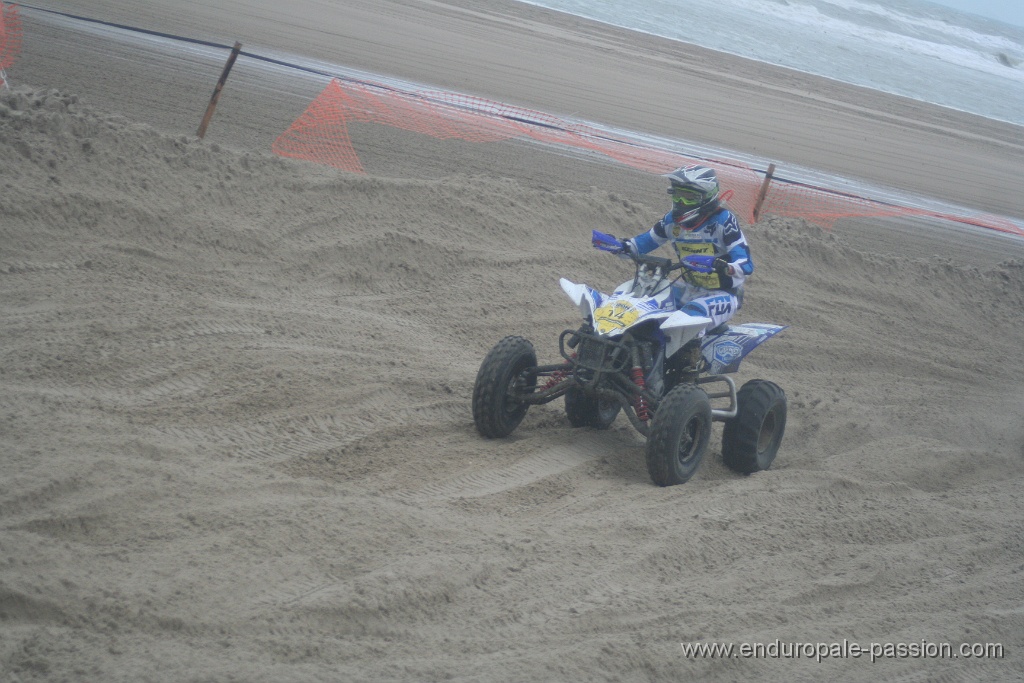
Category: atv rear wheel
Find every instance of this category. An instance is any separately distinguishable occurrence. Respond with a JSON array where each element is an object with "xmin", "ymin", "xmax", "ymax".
[
  {"xmin": 564, "ymin": 387, "xmax": 621, "ymax": 429},
  {"xmin": 472, "ymin": 336, "xmax": 537, "ymax": 438},
  {"xmin": 721, "ymin": 379, "xmax": 787, "ymax": 474},
  {"xmin": 645, "ymin": 384, "xmax": 712, "ymax": 486}
]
